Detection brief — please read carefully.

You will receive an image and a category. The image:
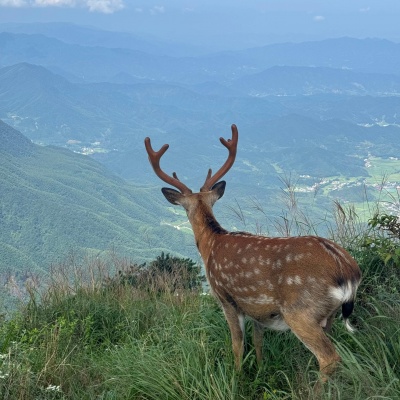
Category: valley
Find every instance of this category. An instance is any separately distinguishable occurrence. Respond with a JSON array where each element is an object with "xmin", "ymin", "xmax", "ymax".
[{"xmin": 0, "ymin": 23, "xmax": 399, "ymax": 274}]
